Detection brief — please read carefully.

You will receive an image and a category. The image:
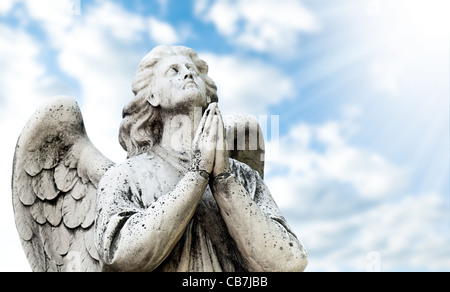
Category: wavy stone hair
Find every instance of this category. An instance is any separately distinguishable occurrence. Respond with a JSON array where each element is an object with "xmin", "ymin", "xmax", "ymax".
[{"xmin": 119, "ymin": 46, "xmax": 218, "ymax": 158}]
